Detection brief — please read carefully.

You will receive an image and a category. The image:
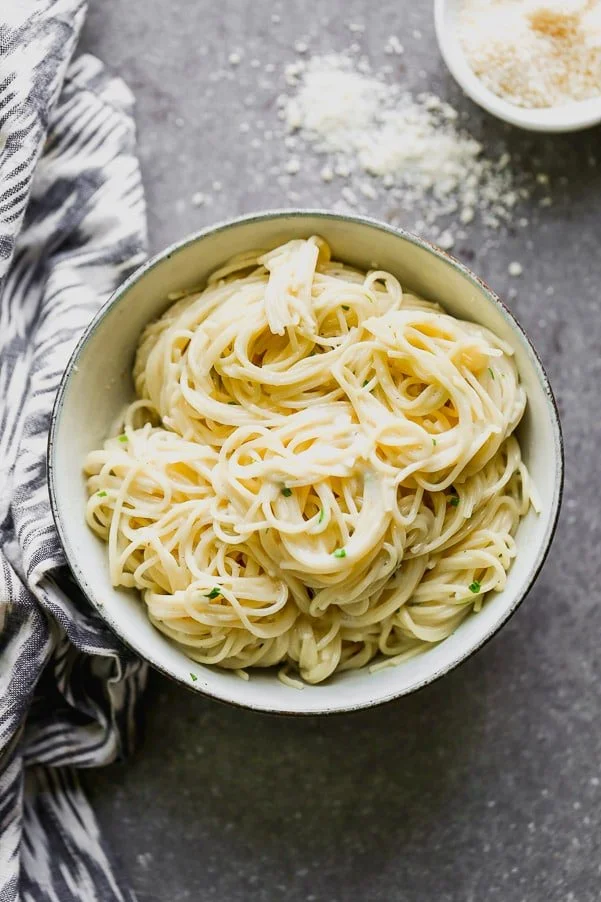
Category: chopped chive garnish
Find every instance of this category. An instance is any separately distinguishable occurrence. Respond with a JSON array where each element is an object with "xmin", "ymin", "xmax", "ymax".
[
  {"xmin": 469, "ymin": 581, "xmax": 481, "ymax": 594},
  {"xmin": 281, "ymin": 487, "xmax": 292, "ymax": 497},
  {"xmin": 205, "ymin": 587, "xmax": 221, "ymax": 599},
  {"xmin": 190, "ymin": 673, "xmax": 198, "ymax": 682},
  {"xmin": 363, "ymin": 379, "xmax": 370, "ymax": 387},
  {"xmin": 118, "ymin": 434, "xmax": 128, "ymax": 442},
  {"xmin": 432, "ymin": 438, "xmax": 437, "ymax": 446},
  {"xmin": 333, "ymin": 548, "xmax": 346, "ymax": 558},
  {"xmin": 97, "ymin": 490, "xmax": 107, "ymax": 498},
  {"xmin": 488, "ymin": 367, "xmax": 495, "ymax": 379},
  {"xmin": 449, "ymin": 496, "xmax": 459, "ymax": 507},
  {"xmin": 318, "ymin": 508, "xmax": 325, "ymax": 523},
  {"xmin": 342, "ymin": 305, "xmax": 350, "ymax": 311}
]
